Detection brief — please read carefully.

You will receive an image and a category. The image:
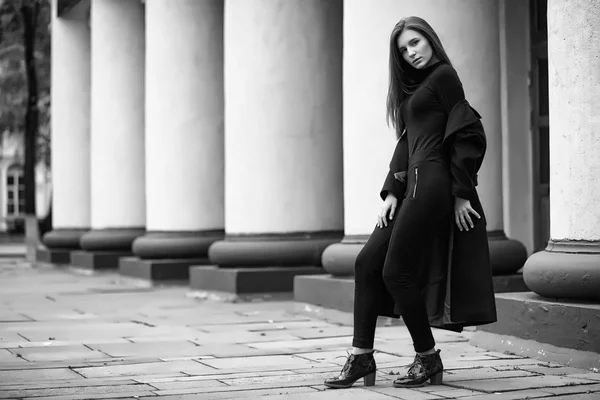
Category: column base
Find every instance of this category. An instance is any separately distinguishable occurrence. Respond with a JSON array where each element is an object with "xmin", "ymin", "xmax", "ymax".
[
  {"xmin": 80, "ymin": 228, "xmax": 145, "ymax": 252},
  {"xmin": 132, "ymin": 230, "xmax": 224, "ymax": 259},
  {"xmin": 488, "ymin": 230, "xmax": 528, "ymax": 275},
  {"xmin": 119, "ymin": 257, "xmax": 210, "ymax": 282},
  {"xmin": 42, "ymin": 228, "xmax": 88, "ymax": 250},
  {"xmin": 208, "ymin": 232, "xmax": 343, "ymax": 267},
  {"xmin": 38, "ymin": 228, "xmax": 89, "ymax": 265},
  {"xmin": 190, "ymin": 265, "xmax": 324, "ymax": 294},
  {"xmin": 473, "ymin": 292, "xmax": 600, "ymax": 370},
  {"xmin": 294, "ymin": 274, "xmax": 530, "ymax": 314},
  {"xmin": 321, "ymin": 237, "xmax": 366, "ymax": 276},
  {"xmin": 36, "ymin": 248, "xmax": 72, "ymax": 265},
  {"xmin": 70, "ymin": 250, "xmax": 130, "ymax": 271},
  {"xmin": 322, "ymin": 233, "xmax": 529, "ymax": 279},
  {"xmin": 523, "ymin": 240, "xmax": 600, "ymax": 301}
]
